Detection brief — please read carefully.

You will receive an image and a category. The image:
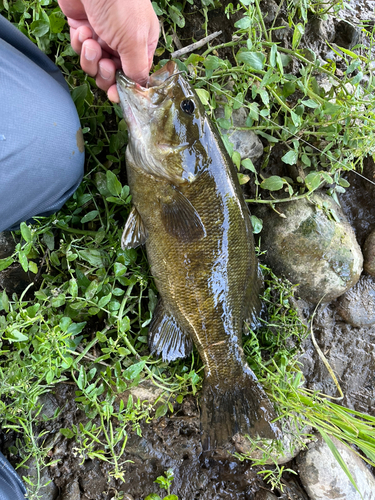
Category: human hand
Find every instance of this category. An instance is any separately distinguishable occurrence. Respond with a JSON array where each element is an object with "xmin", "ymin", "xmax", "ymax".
[{"xmin": 58, "ymin": 0, "xmax": 160, "ymax": 102}]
